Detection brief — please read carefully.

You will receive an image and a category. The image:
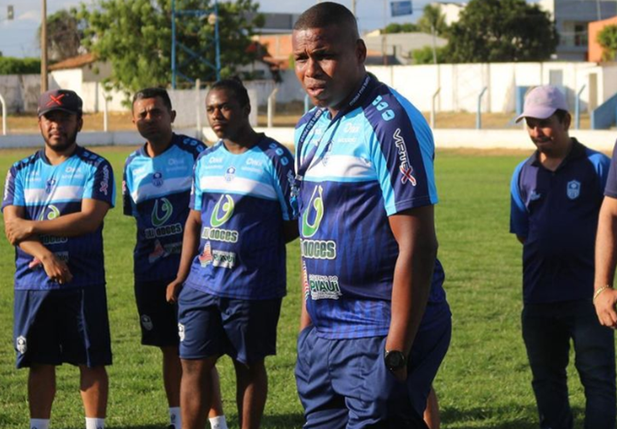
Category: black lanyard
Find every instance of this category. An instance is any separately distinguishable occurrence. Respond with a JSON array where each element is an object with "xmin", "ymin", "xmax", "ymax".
[{"xmin": 295, "ymin": 74, "xmax": 372, "ymax": 182}]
